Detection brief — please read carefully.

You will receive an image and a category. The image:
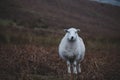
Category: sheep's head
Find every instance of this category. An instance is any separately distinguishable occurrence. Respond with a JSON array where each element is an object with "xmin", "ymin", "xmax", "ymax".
[{"xmin": 64, "ymin": 28, "xmax": 80, "ymax": 42}]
